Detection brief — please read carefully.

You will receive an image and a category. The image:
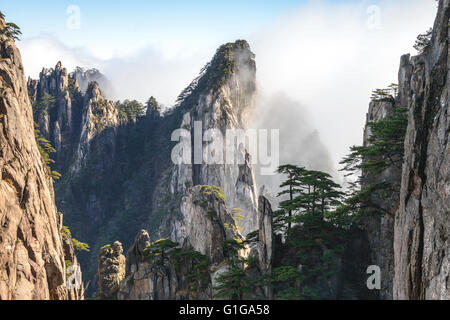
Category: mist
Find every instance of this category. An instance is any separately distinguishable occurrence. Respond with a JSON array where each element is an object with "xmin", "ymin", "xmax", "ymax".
[
  {"xmin": 251, "ymin": 0, "xmax": 437, "ymax": 169},
  {"xmin": 17, "ymin": 0, "xmax": 438, "ymax": 193},
  {"xmin": 250, "ymin": 92, "xmax": 336, "ymax": 200}
]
